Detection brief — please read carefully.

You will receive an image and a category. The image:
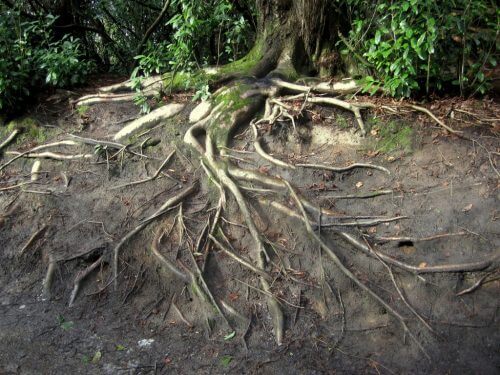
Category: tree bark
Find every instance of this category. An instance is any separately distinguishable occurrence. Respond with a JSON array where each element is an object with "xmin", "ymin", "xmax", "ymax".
[{"xmin": 252, "ymin": 0, "xmax": 341, "ymax": 78}]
